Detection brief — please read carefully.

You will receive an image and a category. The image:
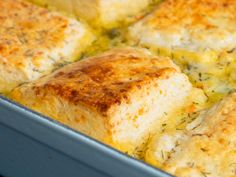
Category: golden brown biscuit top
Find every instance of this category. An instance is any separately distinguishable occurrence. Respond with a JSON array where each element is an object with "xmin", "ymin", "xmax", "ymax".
[
  {"xmin": 0, "ymin": 0, "xmax": 72, "ymax": 68},
  {"xmin": 148, "ymin": 0, "xmax": 236, "ymax": 30},
  {"xmin": 137, "ymin": 0, "xmax": 236, "ymax": 51},
  {"xmin": 31, "ymin": 48, "xmax": 178, "ymax": 115}
]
